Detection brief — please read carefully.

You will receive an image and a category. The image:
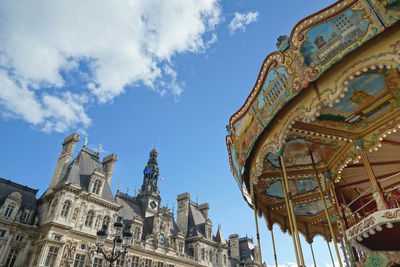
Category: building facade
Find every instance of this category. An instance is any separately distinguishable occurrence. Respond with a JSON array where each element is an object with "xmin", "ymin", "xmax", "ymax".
[{"xmin": 0, "ymin": 133, "xmax": 260, "ymax": 267}]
